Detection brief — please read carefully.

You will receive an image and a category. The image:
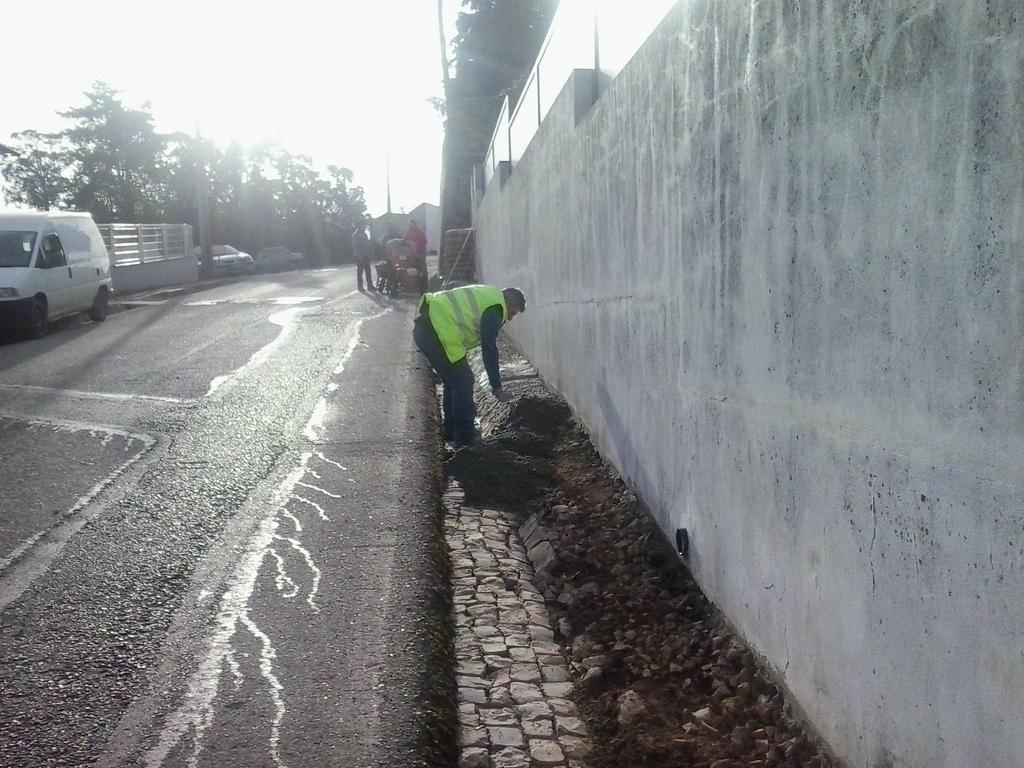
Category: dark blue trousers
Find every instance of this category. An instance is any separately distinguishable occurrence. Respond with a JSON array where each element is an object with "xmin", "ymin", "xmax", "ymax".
[{"xmin": 413, "ymin": 320, "xmax": 476, "ymax": 443}]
